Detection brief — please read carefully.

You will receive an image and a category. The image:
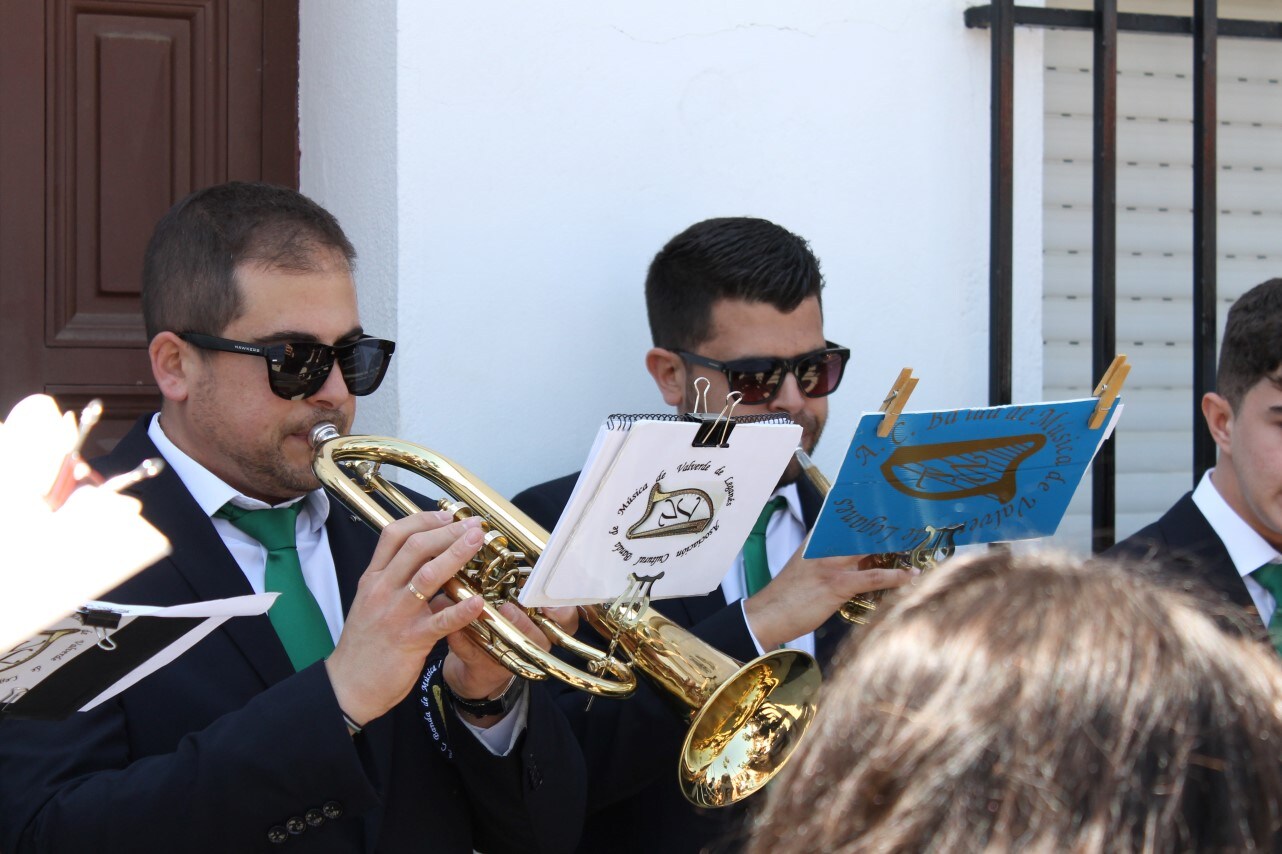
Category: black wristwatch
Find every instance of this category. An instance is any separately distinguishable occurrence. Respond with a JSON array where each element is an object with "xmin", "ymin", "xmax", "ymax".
[{"xmin": 444, "ymin": 676, "xmax": 525, "ymax": 717}]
